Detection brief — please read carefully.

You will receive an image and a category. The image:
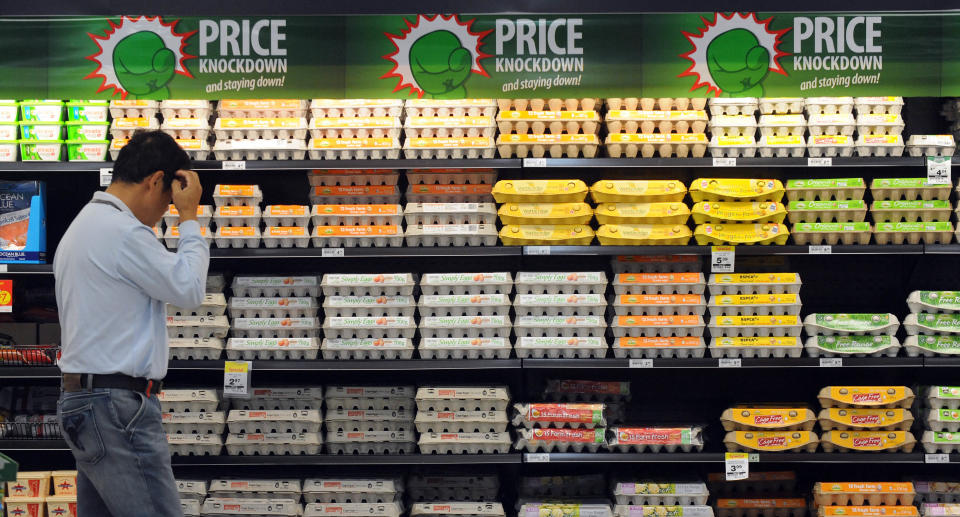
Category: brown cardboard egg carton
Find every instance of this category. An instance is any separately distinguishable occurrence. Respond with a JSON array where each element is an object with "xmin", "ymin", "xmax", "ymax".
[
  {"xmin": 497, "ymin": 98, "xmax": 599, "ymax": 111},
  {"xmin": 405, "ymin": 99, "xmax": 497, "ymax": 118},
  {"xmin": 497, "ymin": 111, "xmax": 600, "ymax": 135},
  {"xmin": 605, "ymin": 133, "xmax": 708, "ymax": 158},
  {"xmin": 407, "ymin": 168, "xmax": 498, "ymax": 185},
  {"xmin": 606, "ymin": 98, "xmax": 707, "ymax": 111},
  {"xmin": 309, "ymin": 99, "xmax": 403, "ymax": 118},
  {"xmin": 417, "ymin": 432, "xmax": 513, "ymax": 454},
  {"xmin": 715, "ymin": 499, "xmax": 808, "ymax": 517},
  {"xmin": 820, "ymin": 431, "xmax": 917, "ymax": 452},
  {"xmin": 403, "ymin": 137, "xmax": 497, "ymax": 159},
  {"xmin": 873, "ymin": 222, "xmax": 954, "ymax": 245},
  {"xmin": 814, "ymin": 484, "xmax": 916, "ymax": 507},
  {"xmin": 308, "ymin": 117, "xmax": 402, "ymax": 139},
  {"xmin": 606, "ymin": 110, "xmax": 708, "ymax": 134},
  {"xmin": 497, "ymin": 134, "xmax": 599, "ymax": 158},
  {"xmin": 723, "ymin": 431, "xmax": 819, "ymax": 452},
  {"xmin": 721, "ymin": 407, "xmax": 816, "ymax": 431},
  {"xmin": 219, "ymin": 99, "xmax": 309, "ymax": 118},
  {"xmin": 790, "ymin": 223, "xmax": 873, "ymax": 245},
  {"xmin": 786, "ymin": 201, "xmax": 867, "ymax": 223},
  {"xmin": 404, "ymin": 117, "xmax": 496, "ymax": 139},
  {"xmin": 760, "ymin": 97, "xmax": 805, "ymax": 115},
  {"xmin": 871, "ymin": 201, "xmax": 952, "ymax": 222}
]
